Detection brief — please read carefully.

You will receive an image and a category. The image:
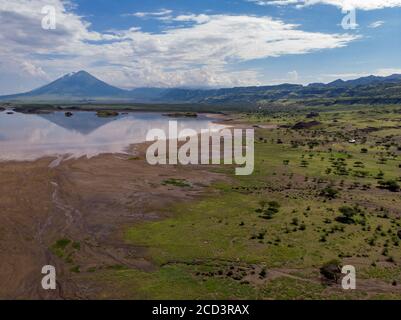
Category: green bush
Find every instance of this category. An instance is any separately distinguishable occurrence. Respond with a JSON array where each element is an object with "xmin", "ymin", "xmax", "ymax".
[
  {"xmin": 378, "ymin": 180, "xmax": 400, "ymax": 192},
  {"xmin": 335, "ymin": 206, "xmax": 361, "ymax": 224},
  {"xmin": 320, "ymin": 186, "xmax": 338, "ymax": 199}
]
